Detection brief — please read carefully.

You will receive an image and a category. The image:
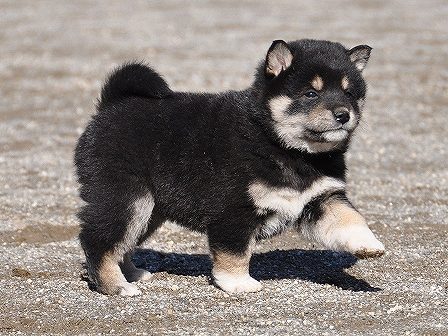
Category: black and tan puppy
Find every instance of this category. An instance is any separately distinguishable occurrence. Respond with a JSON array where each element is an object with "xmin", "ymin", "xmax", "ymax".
[{"xmin": 75, "ymin": 39, "xmax": 384, "ymax": 296}]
